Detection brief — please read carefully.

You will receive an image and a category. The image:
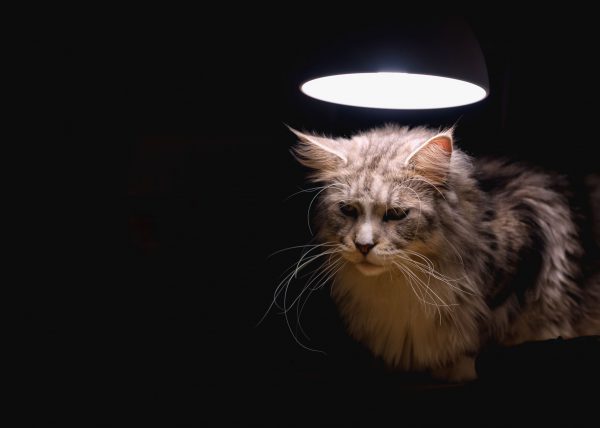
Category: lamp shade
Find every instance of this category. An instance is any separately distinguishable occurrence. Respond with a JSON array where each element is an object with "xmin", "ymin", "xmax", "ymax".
[{"xmin": 299, "ymin": 17, "xmax": 489, "ymax": 110}]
